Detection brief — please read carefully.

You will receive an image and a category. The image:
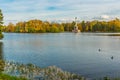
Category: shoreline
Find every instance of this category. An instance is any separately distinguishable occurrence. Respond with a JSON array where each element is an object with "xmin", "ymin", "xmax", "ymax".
[
  {"xmin": 1, "ymin": 60, "xmax": 120, "ymax": 80},
  {"xmin": 3, "ymin": 32, "xmax": 120, "ymax": 36},
  {"xmin": 3, "ymin": 61, "xmax": 85, "ymax": 80}
]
